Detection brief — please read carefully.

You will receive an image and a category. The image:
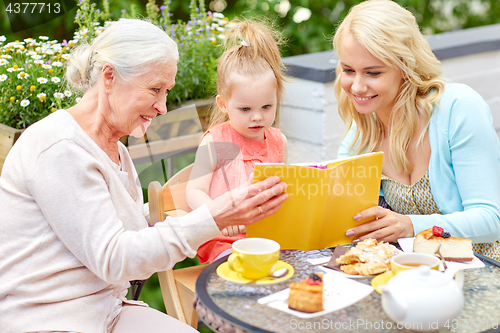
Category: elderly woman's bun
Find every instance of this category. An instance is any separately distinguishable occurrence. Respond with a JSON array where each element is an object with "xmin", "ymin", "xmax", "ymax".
[
  {"xmin": 65, "ymin": 19, "xmax": 179, "ymax": 92},
  {"xmin": 66, "ymin": 43, "xmax": 96, "ymax": 91}
]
